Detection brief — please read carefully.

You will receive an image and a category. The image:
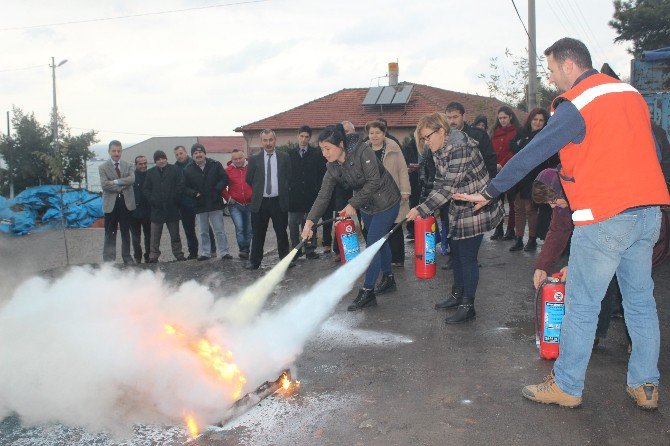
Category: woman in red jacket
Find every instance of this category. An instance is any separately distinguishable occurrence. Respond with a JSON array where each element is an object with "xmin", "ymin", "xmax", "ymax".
[{"xmin": 489, "ymin": 106, "xmax": 522, "ymax": 240}]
